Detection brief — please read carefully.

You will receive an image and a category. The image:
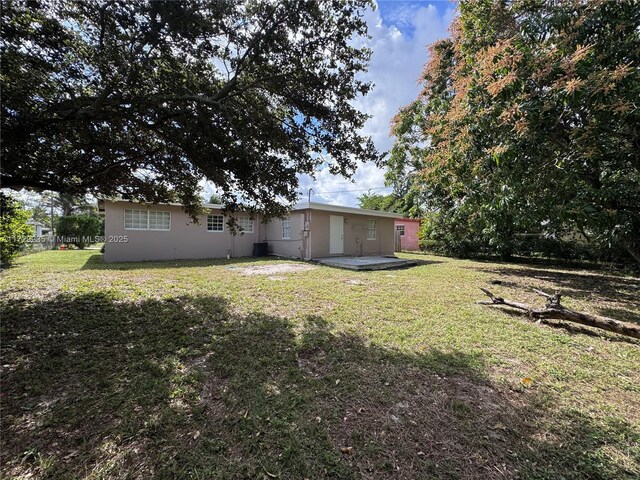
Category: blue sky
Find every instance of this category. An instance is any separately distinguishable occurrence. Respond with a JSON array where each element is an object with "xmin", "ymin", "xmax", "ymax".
[
  {"xmin": 377, "ymin": 0, "xmax": 456, "ymax": 35},
  {"xmin": 294, "ymin": 1, "xmax": 457, "ymax": 207}
]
